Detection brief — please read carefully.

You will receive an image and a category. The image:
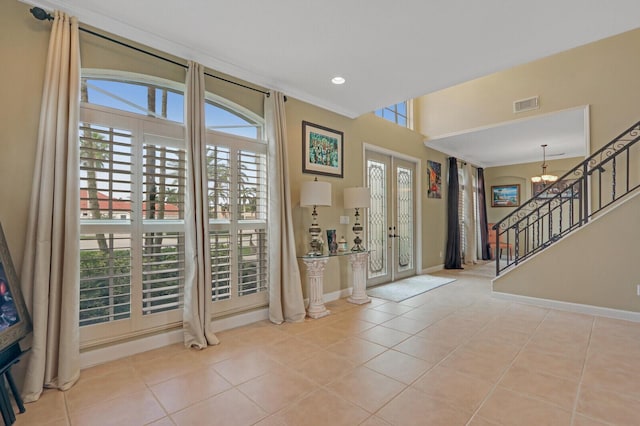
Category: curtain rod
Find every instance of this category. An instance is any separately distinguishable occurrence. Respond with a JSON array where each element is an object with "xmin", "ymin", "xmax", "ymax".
[{"xmin": 30, "ymin": 7, "xmax": 271, "ymax": 98}]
